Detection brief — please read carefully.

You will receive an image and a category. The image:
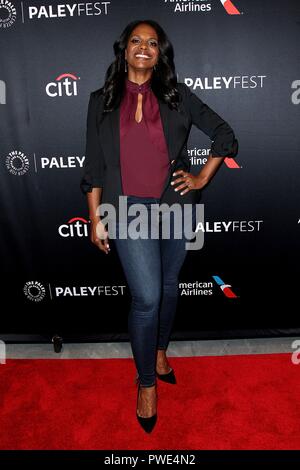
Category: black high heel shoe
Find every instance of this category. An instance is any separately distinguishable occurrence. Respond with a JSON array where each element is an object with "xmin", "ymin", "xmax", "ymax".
[
  {"xmin": 156, "ymin": 367, "xmax": 177, "ymax": 384},
  {"xmin": 136, "ymin": 382, "xmax": 157, "ymax": 433}
]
